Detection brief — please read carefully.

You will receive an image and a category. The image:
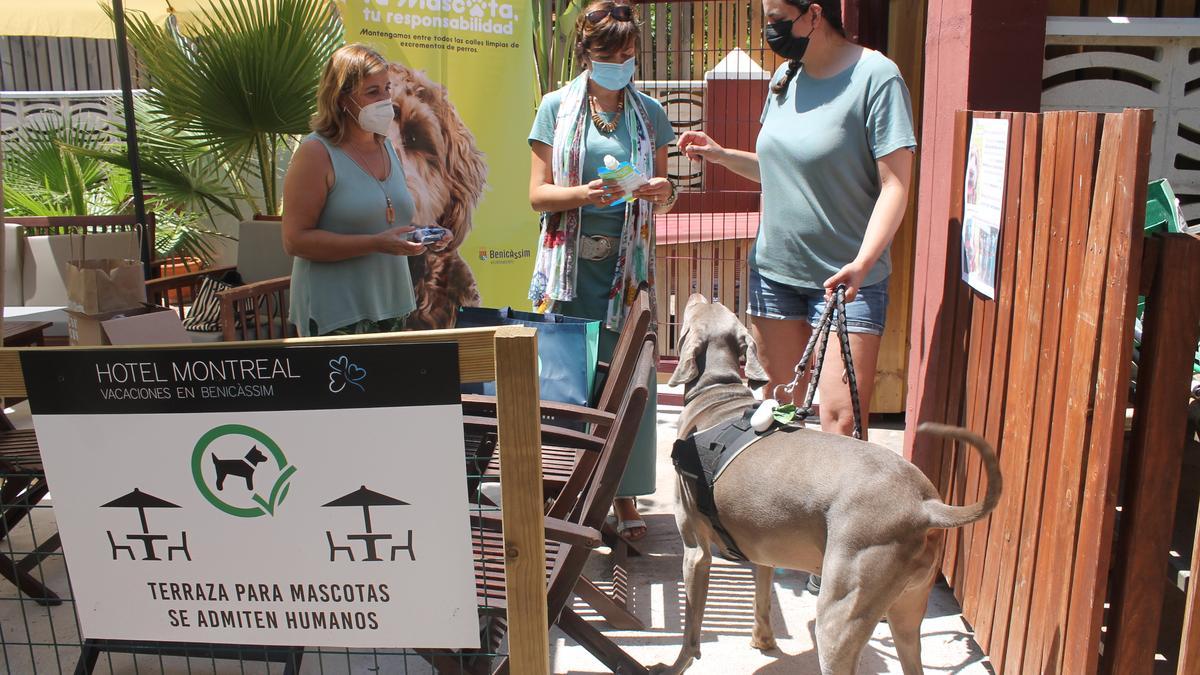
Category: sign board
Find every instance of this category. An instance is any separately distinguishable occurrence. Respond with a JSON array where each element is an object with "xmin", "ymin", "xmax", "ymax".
[
  {"xmin": 961, "ymin": 117, "xmax": 1011, "ymax": 299},
  {"xmin": 20, "ymin": 344, "xmax": 480, "ymax": 649}
]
